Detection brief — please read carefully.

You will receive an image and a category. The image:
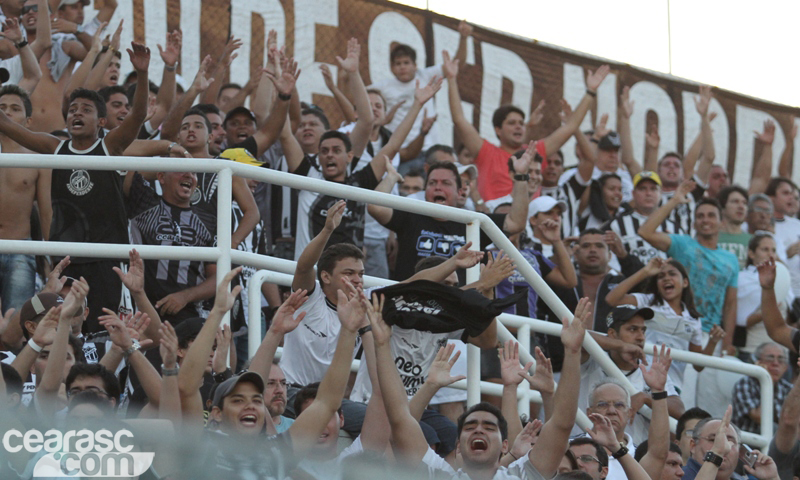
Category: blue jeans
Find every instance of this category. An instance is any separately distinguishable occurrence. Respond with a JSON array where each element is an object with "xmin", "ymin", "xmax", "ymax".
[{"xmin": 0, "ymin": 252, "xmax": 36, "ymax": 315}]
